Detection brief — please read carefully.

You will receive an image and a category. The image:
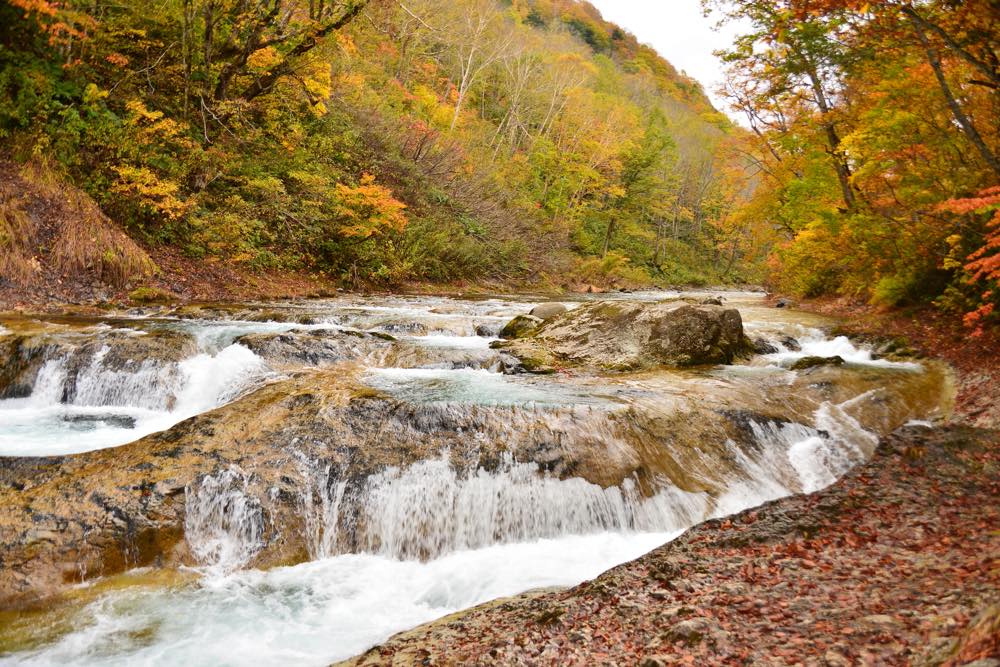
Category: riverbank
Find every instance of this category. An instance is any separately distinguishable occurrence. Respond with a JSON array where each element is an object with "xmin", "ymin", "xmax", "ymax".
[
  {"xmin": 340, "ymin": 306, "xmax": 1000, "ymax": 665},
  {"xmin": 343, "ymin": 423, "xmax": 999, "ymax": 666}
]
